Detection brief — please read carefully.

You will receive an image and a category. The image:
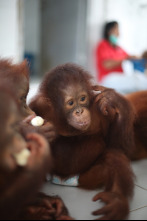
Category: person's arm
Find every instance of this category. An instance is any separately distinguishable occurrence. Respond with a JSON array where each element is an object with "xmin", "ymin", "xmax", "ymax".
[
  {"xmin": 128, "ymin": 55, "xmax": 141, "ymax": 60},
  {"xmin": 103, "ymin": 59, "xmax": 124, "ymax": 70},
  {"xmin": 103, "ymin": 55, "xmax": 141, "ymax": 70}
]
